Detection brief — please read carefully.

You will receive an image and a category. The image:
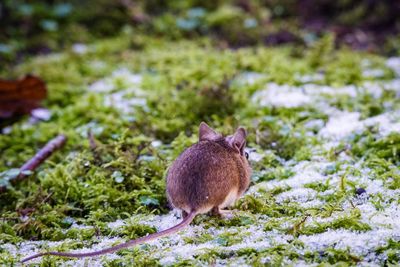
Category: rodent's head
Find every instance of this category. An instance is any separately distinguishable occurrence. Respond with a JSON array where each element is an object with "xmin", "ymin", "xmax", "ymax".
[{"xmin": 199, "ymin": 122, "xmax": 251, "ymax": 171}]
